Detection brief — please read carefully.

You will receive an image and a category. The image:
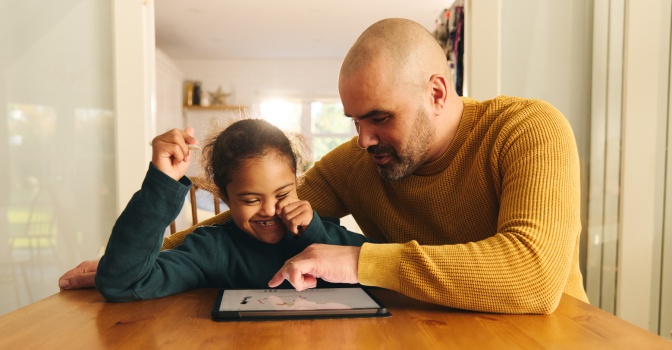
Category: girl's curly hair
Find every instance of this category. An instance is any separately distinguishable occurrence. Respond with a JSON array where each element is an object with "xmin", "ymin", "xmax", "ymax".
[{"xmin": 198, "ymin": 117, "xmax": 312, "ymax": 200}]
